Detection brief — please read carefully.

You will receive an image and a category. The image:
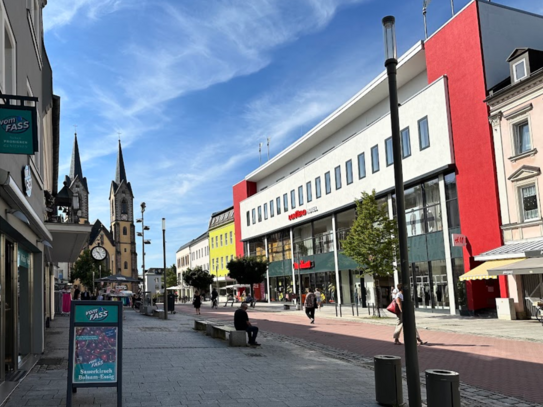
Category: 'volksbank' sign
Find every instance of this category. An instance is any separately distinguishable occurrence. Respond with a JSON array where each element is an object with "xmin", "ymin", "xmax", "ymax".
[{"xmin": 0, "ymin": 105, "xmax": 38, "ymax": 155}]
